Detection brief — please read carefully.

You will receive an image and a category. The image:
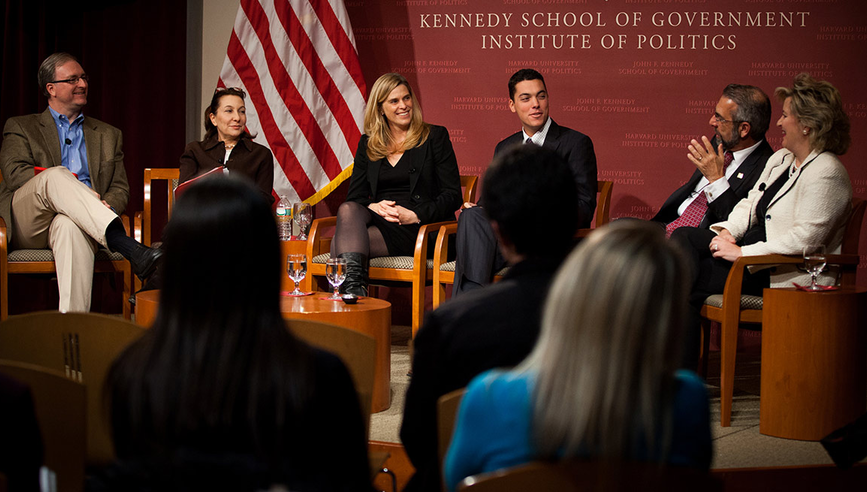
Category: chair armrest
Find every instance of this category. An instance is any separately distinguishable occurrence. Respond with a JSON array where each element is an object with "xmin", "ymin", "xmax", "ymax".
[
  {"xmin": 305, "ymin": 216, "xmax": 337, "ymax": 260},
  {"xmin": 120, "ymin": 214, "xmax": 131, "ymax": 237},
  {"xmin": 133, "ymin": 211, "xmax": 143, "ymax": 244},
  {"xmin": 412, "ymin": 221, "xmax": 454, "ymax": 274},
  {"xmin": 0, "ymin": 216, "xmax": 7, "ymax": 254},
  {"xmin": 433, "ymin": 222, "xmax": 459, "ymax": 268},
  {"xmin": 720, "ymin": 253, "xmax": 861, "ymax": 314}
]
